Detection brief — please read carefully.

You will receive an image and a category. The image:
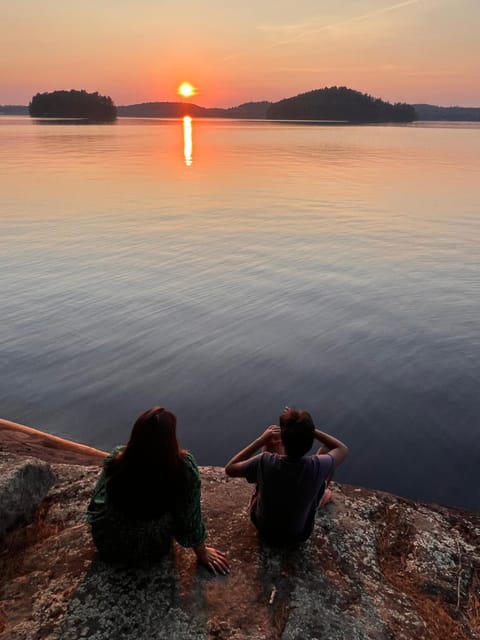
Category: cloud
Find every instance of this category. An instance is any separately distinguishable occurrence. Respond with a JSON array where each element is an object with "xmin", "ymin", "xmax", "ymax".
[
  {"xmin": 256, "ymin": 0, "xmax": 423, "ymax": 47},
  {"xmin": 224, "ymin": 0, "xmax": 427, "ymax": 61},
  {"xmin": 273, "ymin": 64, "xmax": 400, "ymax": 74}
]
